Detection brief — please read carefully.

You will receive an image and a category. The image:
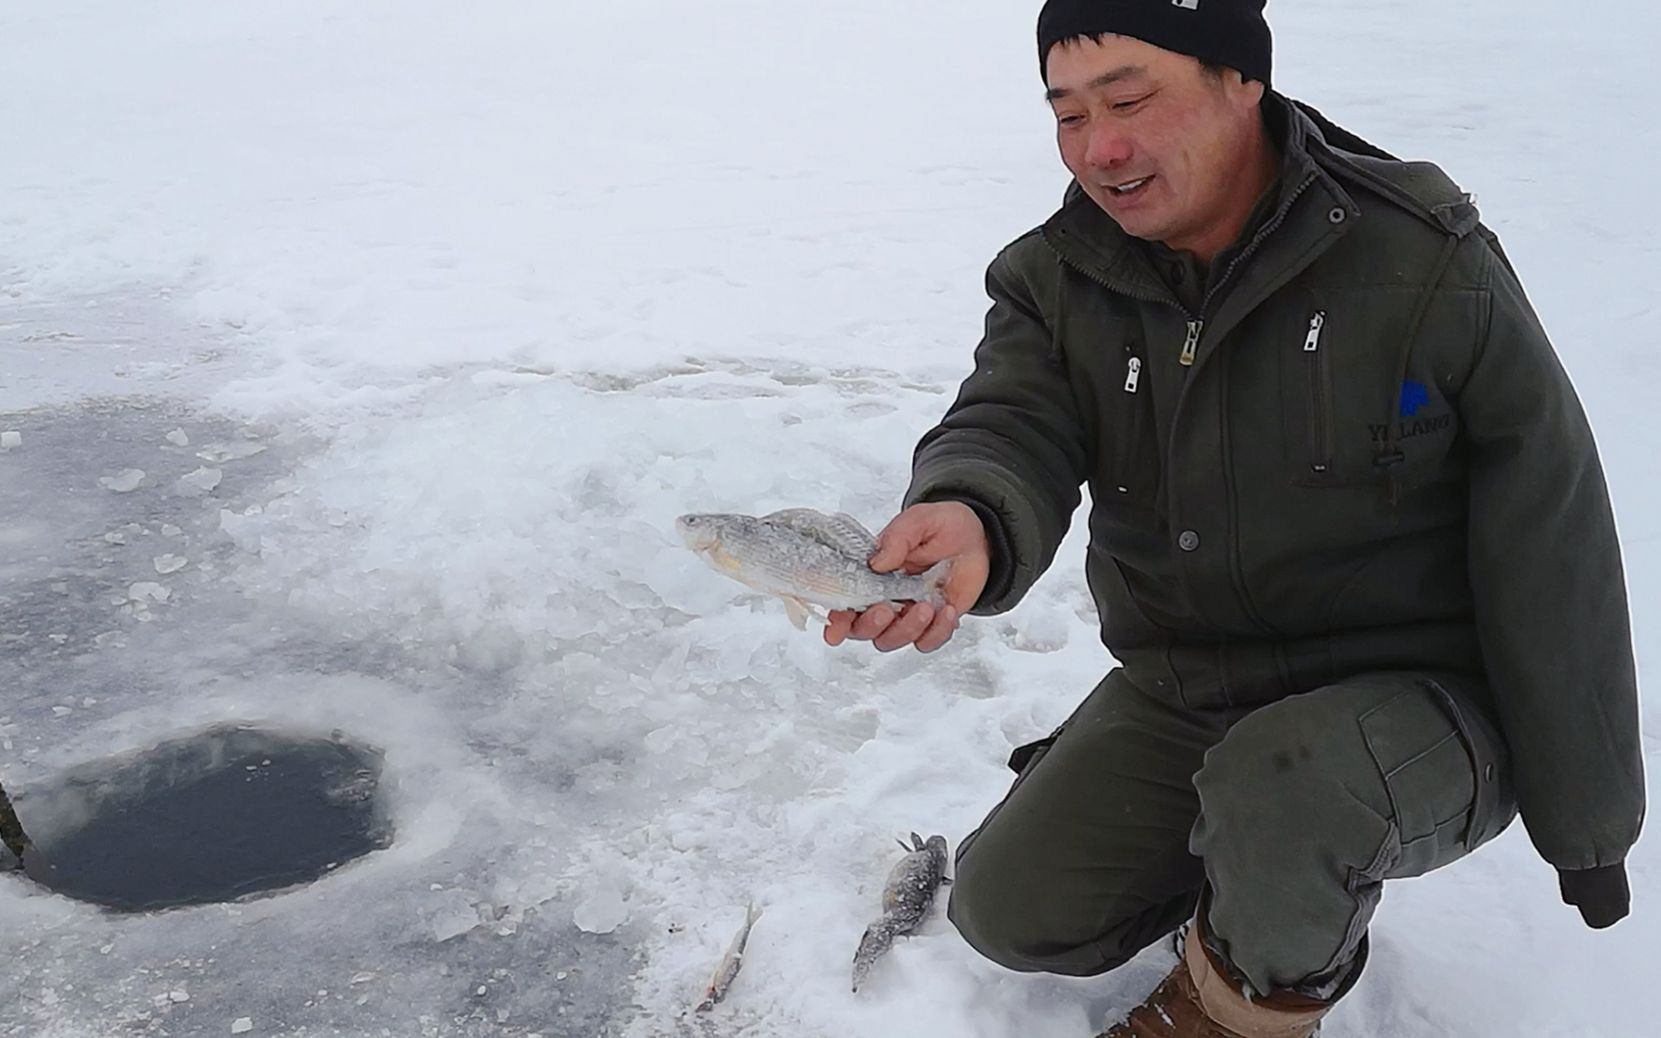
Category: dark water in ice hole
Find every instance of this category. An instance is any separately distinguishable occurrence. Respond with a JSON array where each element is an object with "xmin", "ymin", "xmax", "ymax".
[{"xmin": 6, "ymin": 723, "xmax": 390, "ymax": 911}]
